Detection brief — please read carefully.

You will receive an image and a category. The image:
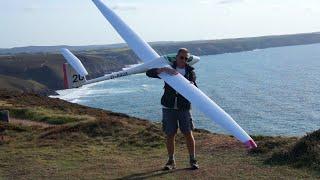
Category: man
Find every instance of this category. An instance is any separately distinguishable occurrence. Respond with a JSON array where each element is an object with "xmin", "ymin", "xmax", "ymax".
[{"xmin": 146, "ymin": 48, "xmax": 199, "ymax": 170}]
